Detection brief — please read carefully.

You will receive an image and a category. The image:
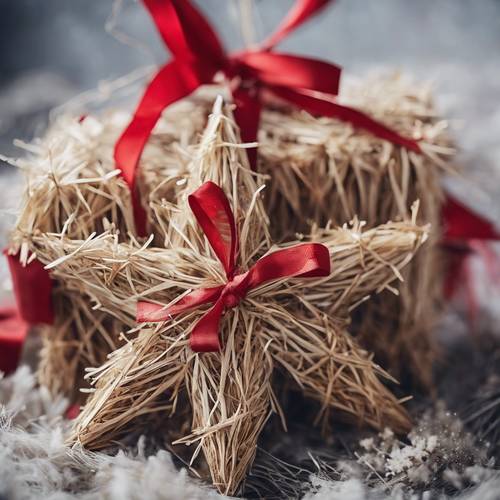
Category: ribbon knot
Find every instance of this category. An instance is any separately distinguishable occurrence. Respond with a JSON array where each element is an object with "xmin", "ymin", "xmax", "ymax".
[
  {"xmin": 220, "ymin": 273, "xmax": 248, "ymax": 309},
  {"xmin": 137, "ymin": 181, "xmax": 331, "ymax": 352},
  {"xmin": 115, "ymin": 0, "xmax": 422, "ymax": 236}
]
